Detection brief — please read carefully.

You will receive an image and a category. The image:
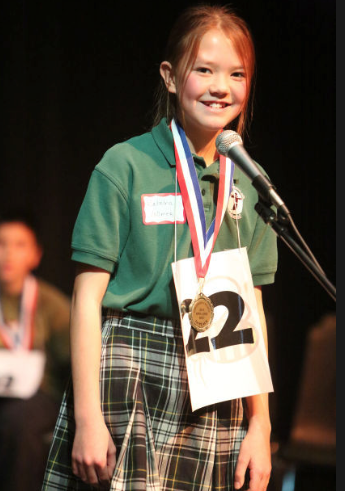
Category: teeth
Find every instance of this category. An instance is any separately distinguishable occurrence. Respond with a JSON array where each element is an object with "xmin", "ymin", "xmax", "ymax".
[{"xmin": 208, "ymin": 103, "xmax": 225, "ymax": 108}]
